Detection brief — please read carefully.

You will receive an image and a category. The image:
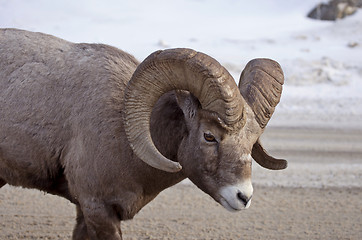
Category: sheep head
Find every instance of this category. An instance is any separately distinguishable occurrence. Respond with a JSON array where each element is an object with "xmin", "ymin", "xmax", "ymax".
[{"xmin": 124, "ymin": 48, "xmax": 287, "ymax": 211}]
